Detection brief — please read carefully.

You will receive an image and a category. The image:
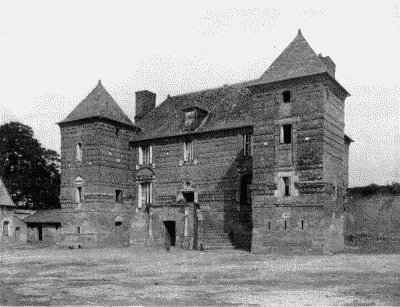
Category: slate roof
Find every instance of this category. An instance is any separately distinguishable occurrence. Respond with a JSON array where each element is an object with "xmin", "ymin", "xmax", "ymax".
[
  {"xmin": 59, "ymin": 80, "xmax": 134, "ymax": 127},
  {"xmin": 23, "ymin": 209, "xmax": 66, "ymax": 223},
  {"xmin": 132, "ymin": 81, "xmax": 255, "ymax": 141},
  {"xmin": 0, "ymin": 178, "xmax": 16, "ymax": 207},
  {"xmin": 251, "ymin": 29, "xmax": 330, "ymax": 86}
]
